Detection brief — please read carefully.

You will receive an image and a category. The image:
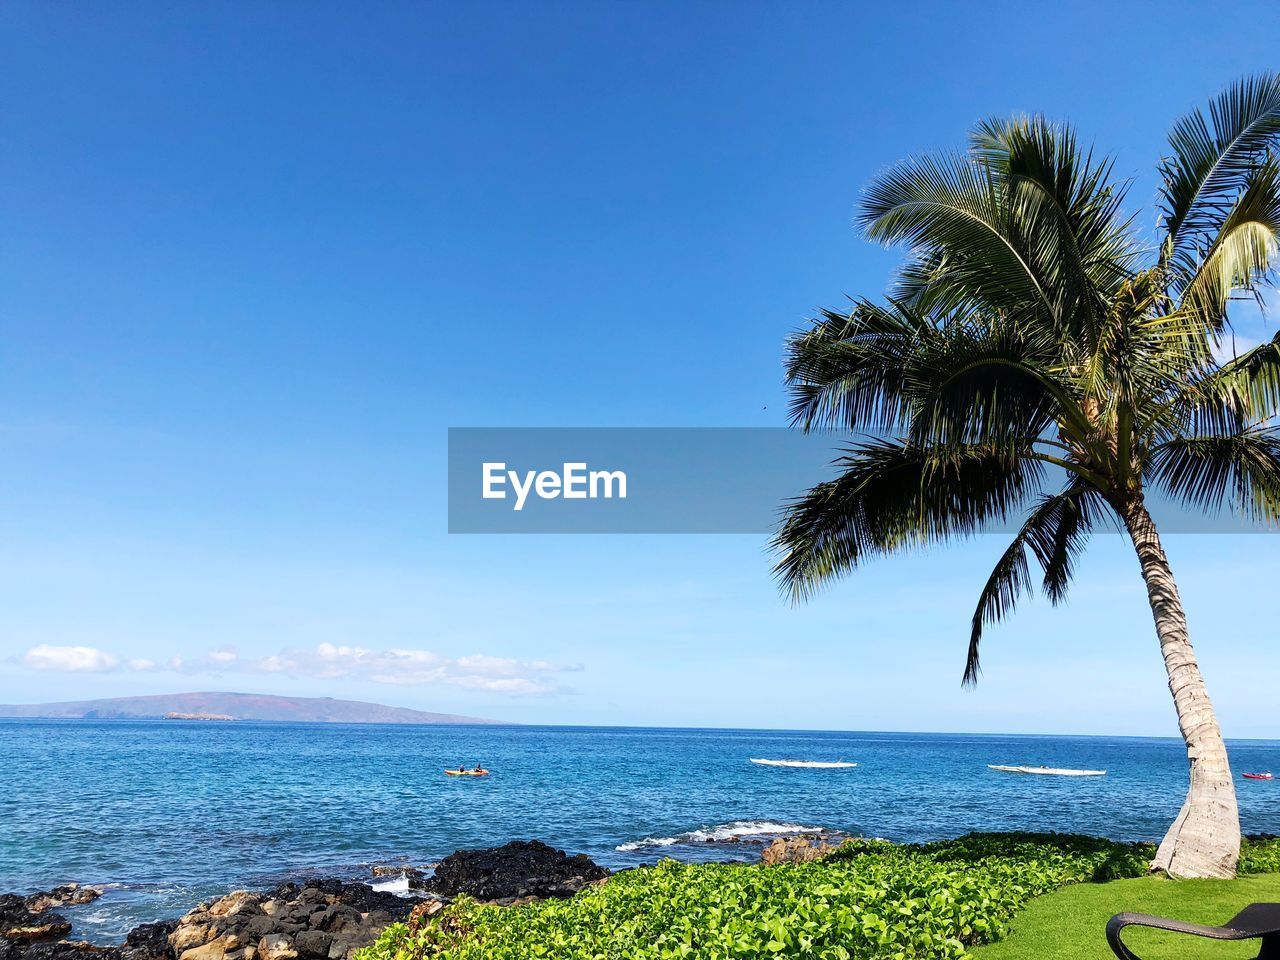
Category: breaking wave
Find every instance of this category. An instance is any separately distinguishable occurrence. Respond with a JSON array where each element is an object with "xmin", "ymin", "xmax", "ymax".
[{"xmin": 616, "ymin": 820, "xmax": 831, "ymax": 852}]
